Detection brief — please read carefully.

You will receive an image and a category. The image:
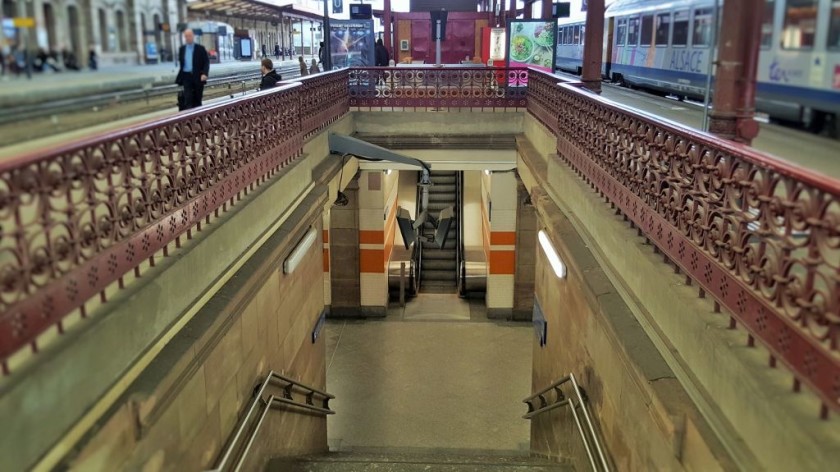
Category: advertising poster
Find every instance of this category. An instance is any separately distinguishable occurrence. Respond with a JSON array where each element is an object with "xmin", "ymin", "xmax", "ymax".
[
  {"xmin": 507, "ymin": 19, "xmax": 556, "ymax": 72},
  {"xmin": 329, "ymin": 19, "xmax": 374, "ymax": 68},
  {"xmin": 489, "ymin": 28, "xmax": 506, "ymax": 61}
]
